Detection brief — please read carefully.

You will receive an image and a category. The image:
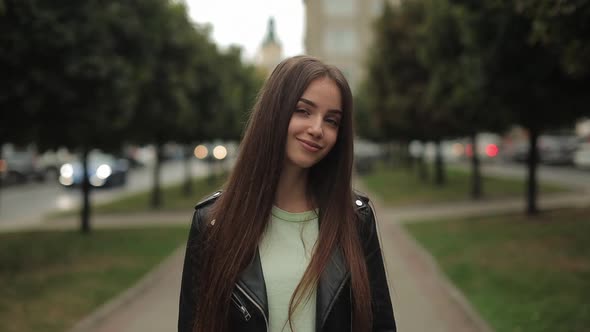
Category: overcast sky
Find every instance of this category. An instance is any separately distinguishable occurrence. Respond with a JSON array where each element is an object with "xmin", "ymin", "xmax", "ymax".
[{"xmin": 184, "ymin": 0, "xmax": 305, "ymax": 61}]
